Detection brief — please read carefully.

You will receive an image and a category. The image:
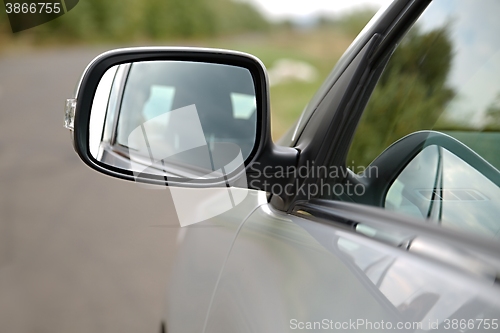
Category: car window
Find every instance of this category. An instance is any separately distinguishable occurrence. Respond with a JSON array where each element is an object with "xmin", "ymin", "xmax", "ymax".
[
  {"xmin": 386, "ymin": 145, "xmax": 500, "ymax": 237},
  {"xmin": 142, "ymin": 85, "xmax": 176, "ymax": 121},
  {"xmin": 328, "ymin": 0, "xmax": 500, "ymax": 239},
  {"xmin": 349, "ymin": 0, "xmax": 500, "ymax": 170}
]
